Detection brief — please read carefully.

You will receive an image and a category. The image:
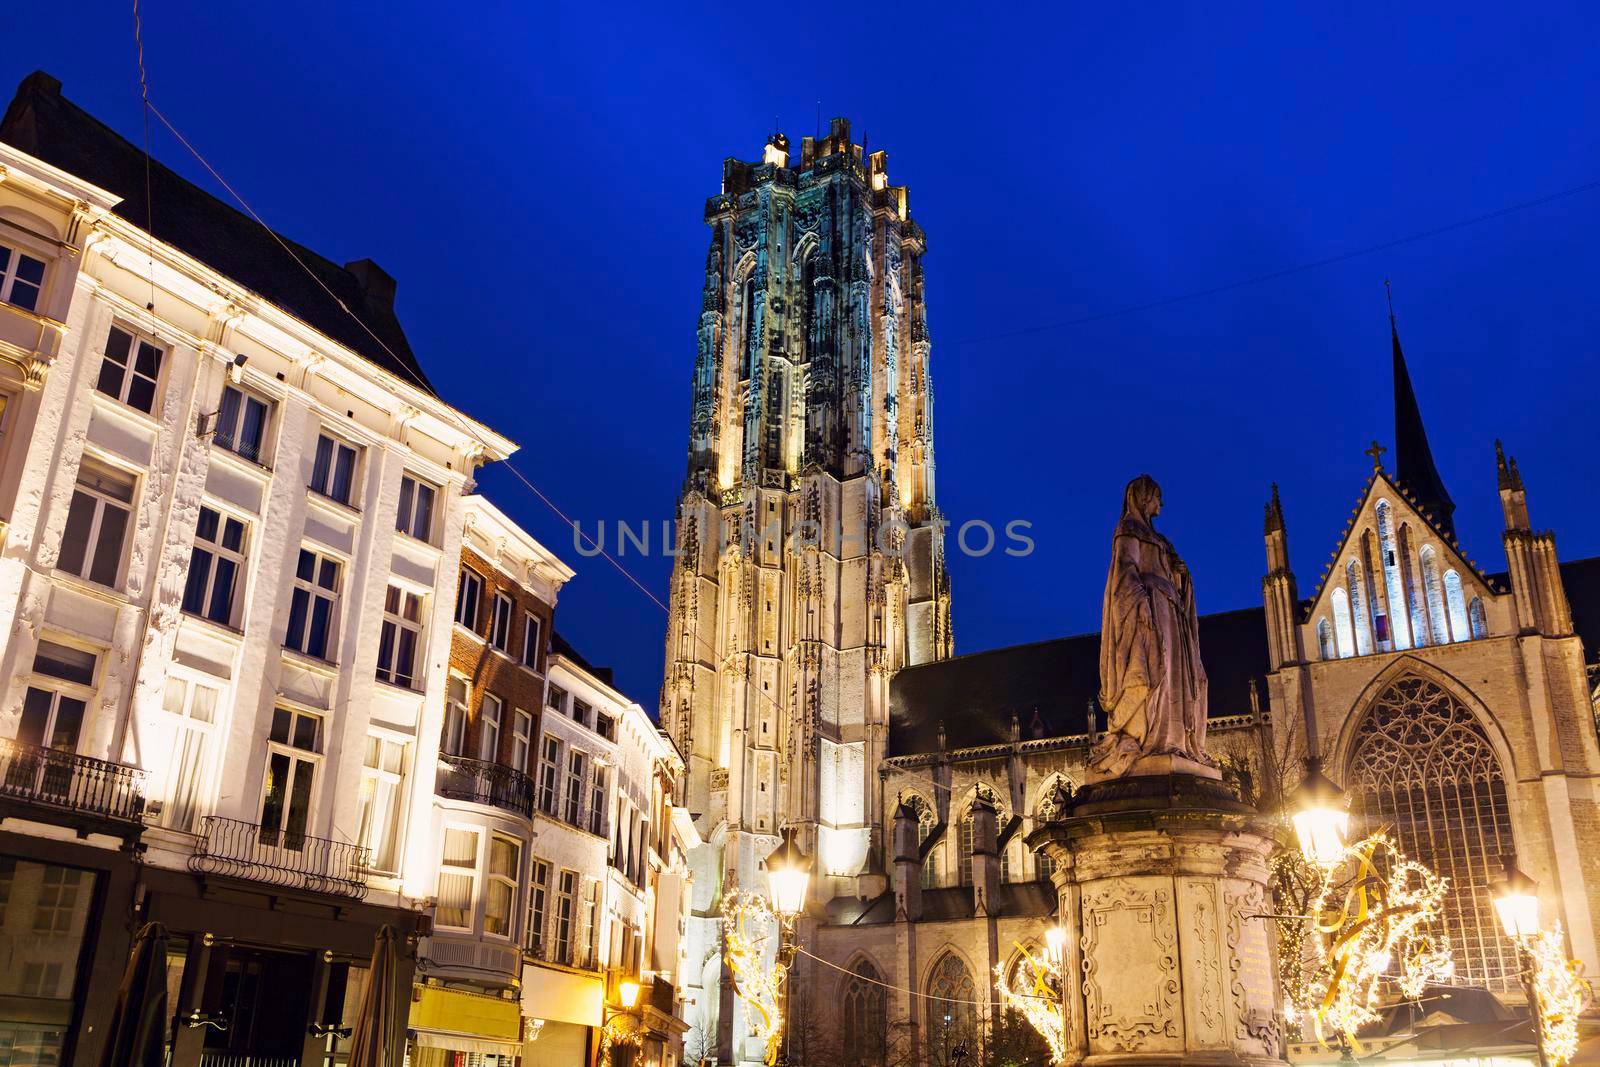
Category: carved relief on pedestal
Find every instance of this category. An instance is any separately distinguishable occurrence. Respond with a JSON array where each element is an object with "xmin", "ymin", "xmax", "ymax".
[
  {"xmin": 1187, "ymin": 880, "xmax": 1224, "ymax": 1042},
  {"xmin": 1081, "ymin": 881, "xmax": 1179, "ymax": 1052},
  {"xmin": 1225, "ymin": 882, "xmax": 1281, "ymax": 1056}
]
